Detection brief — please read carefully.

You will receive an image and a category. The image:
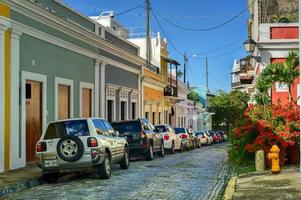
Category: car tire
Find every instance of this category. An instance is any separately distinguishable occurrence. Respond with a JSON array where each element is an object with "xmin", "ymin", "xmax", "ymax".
[
  {"xmin": 170, "ymin": 141, "xmax": 176, "ymax": 154},
  {"xmin": 120, "ymin": 147, "xmax": 130, "ymax": 169},
  {"xmin": 98, "ymin": 153, "xmax": 111, "ymax": 179},
  {"xmin": 158, "ymin": 141, "xmax": 165, "ymax": 157},
  {"xmin": 57, "ymin": 135, "xmax": 84, "ymax": 162},
  {"xmin": 42, "ymin": 172, "xmax": 58, "ymax": 184},
  {"xmin": 145, "ymin": 144, "xmax": 154, "ymax": 161},
  {"xmin": 179, "ymin": 143, "xmax": 183, "ymax": 153}
]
